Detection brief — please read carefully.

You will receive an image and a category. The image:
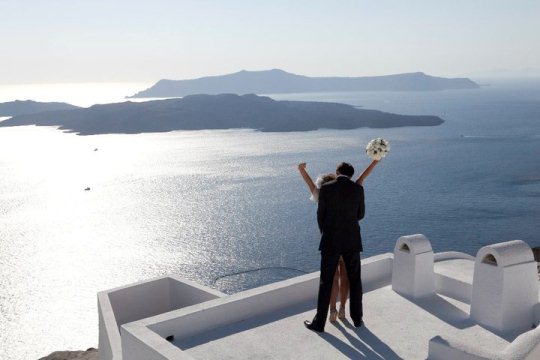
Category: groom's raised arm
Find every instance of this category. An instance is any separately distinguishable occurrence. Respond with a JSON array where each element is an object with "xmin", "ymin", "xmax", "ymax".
[{"xmin": 317, "ymin": 187, "xmax": 327, "ymax": 233}]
